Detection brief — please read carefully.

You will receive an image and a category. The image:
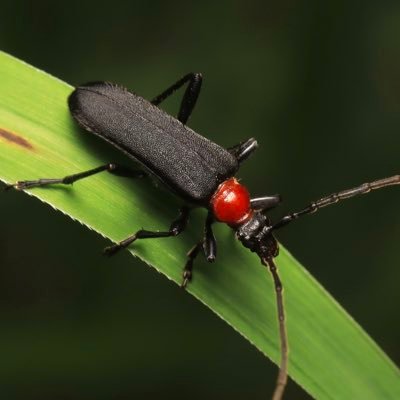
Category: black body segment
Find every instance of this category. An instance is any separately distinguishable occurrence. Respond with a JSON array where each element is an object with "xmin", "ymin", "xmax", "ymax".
[{"xmin": 68, "ymin": 82, "xmax": 239, "ymax": 204}]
